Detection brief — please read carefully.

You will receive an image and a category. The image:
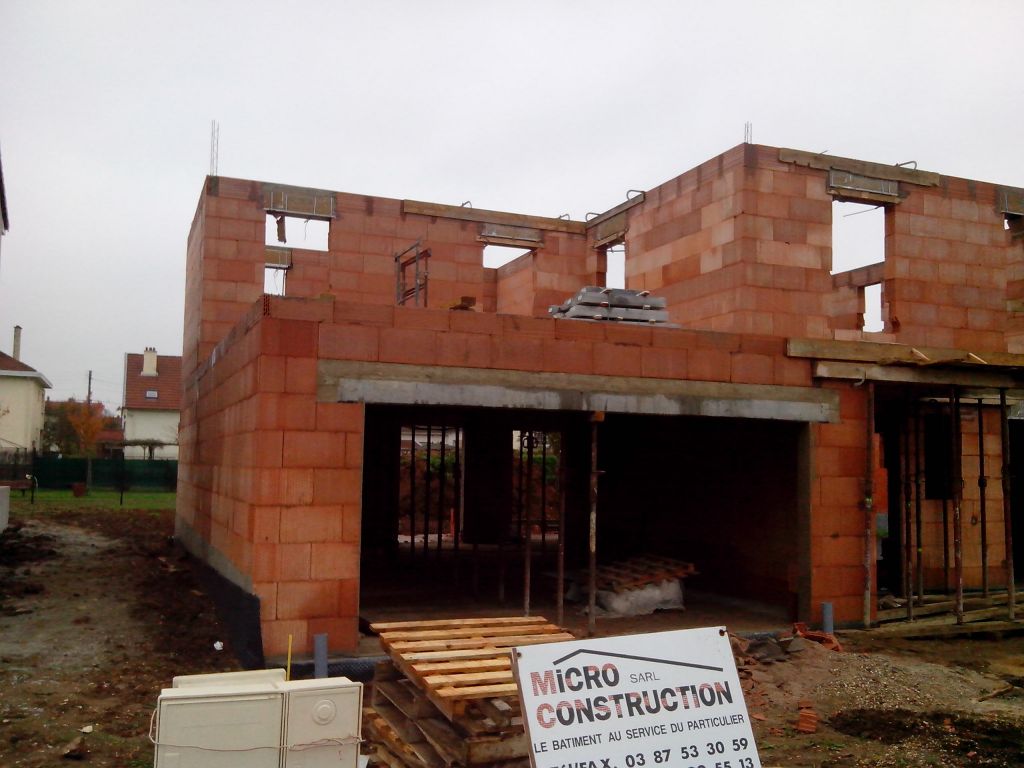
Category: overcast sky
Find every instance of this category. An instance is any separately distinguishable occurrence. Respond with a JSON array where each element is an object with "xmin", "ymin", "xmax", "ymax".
[{"xmin": 1, "ymin": 1, "xmax": 1022, "ymax": 410}]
